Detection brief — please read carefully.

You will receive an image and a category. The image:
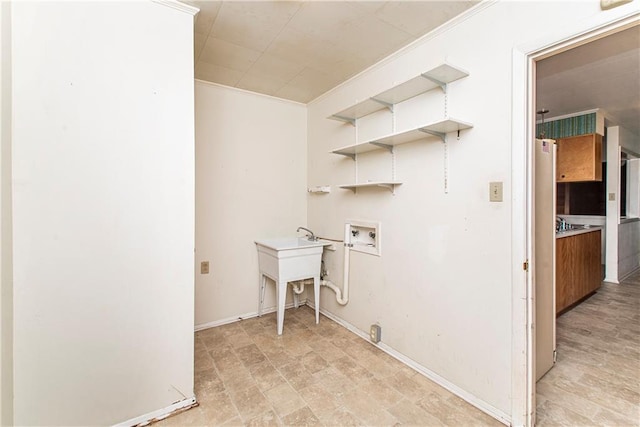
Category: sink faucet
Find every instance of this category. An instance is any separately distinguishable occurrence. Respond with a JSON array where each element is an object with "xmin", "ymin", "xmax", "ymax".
[
  {"xmin": 556, "ymin": 217, "xmax": 568, "ymax": 232},
  {"xmin": 297, "ymin": 226, "xmax": 317, "ymax": 241}
]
